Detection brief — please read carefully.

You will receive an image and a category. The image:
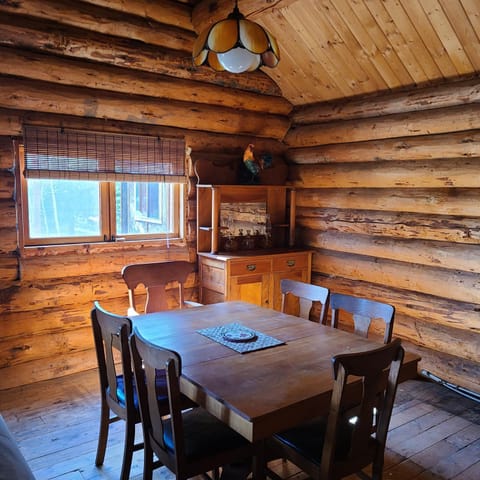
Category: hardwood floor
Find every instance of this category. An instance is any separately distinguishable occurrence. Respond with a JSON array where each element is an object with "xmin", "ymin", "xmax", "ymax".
[{"xmin": 1, "ymin": 369, "xmax": 479, "ymax": 480}]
